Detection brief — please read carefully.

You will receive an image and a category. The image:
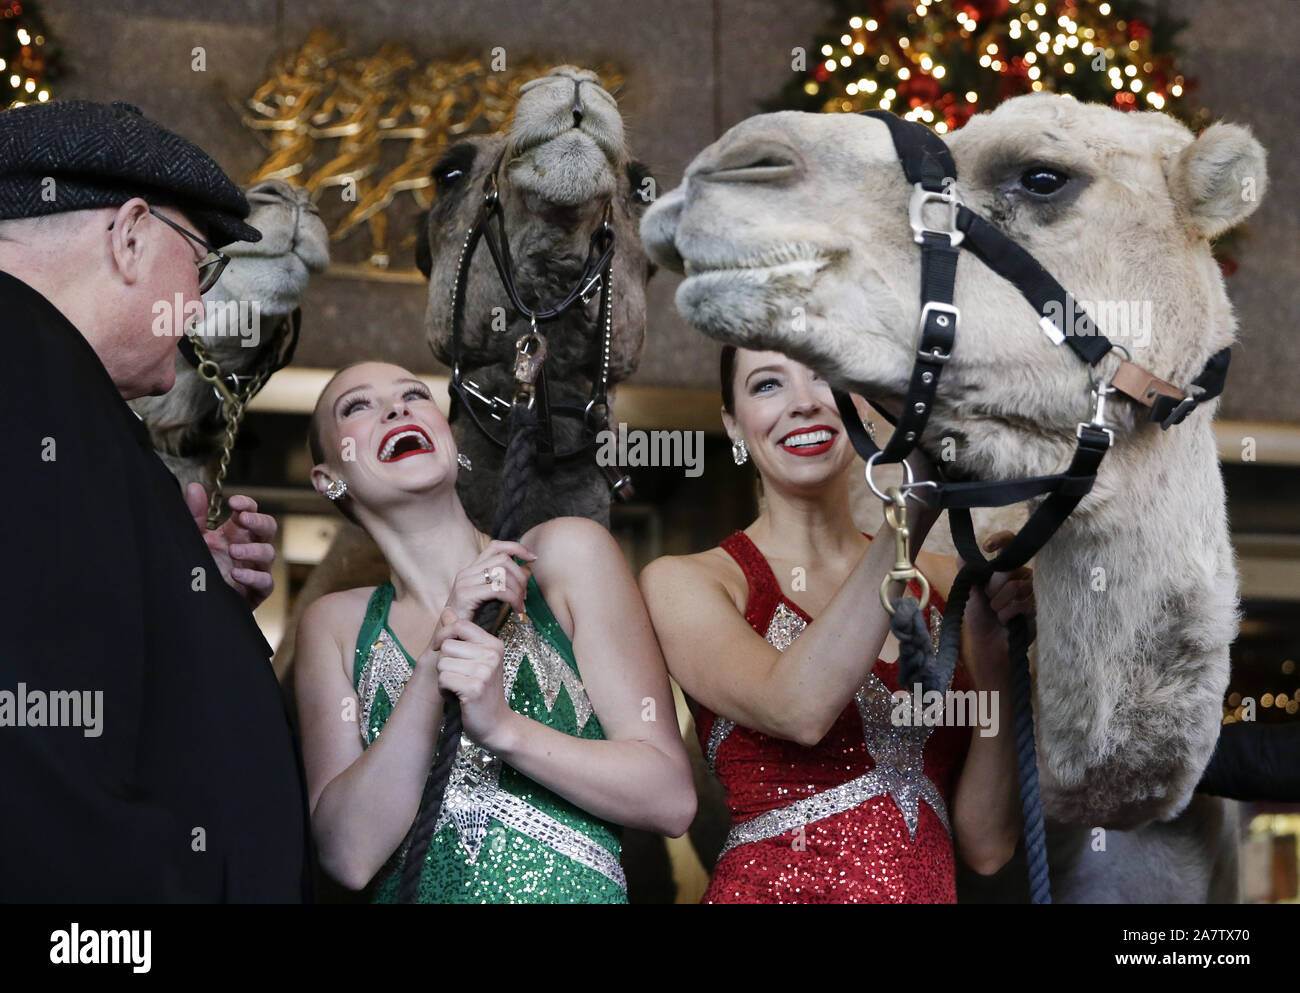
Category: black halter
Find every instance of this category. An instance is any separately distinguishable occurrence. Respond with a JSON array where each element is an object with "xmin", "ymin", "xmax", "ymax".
[
  {"xmin": 444, "ymin": 148, "xmax": 629, "ymax": 490},
  {"xmin": 835, "ymin": 110, "xmax": 1231, "ymax": 579},
  {"xmin": 837, "ymin": 111, "xmax": 1234, "ymax": 905}
]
